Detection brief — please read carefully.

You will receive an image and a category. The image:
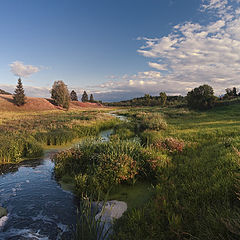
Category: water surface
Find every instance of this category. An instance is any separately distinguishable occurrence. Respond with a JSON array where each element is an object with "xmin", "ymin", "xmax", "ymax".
[{"xmin": 0, "ymin": 153, "xmax": 77, "ymax": 240}]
